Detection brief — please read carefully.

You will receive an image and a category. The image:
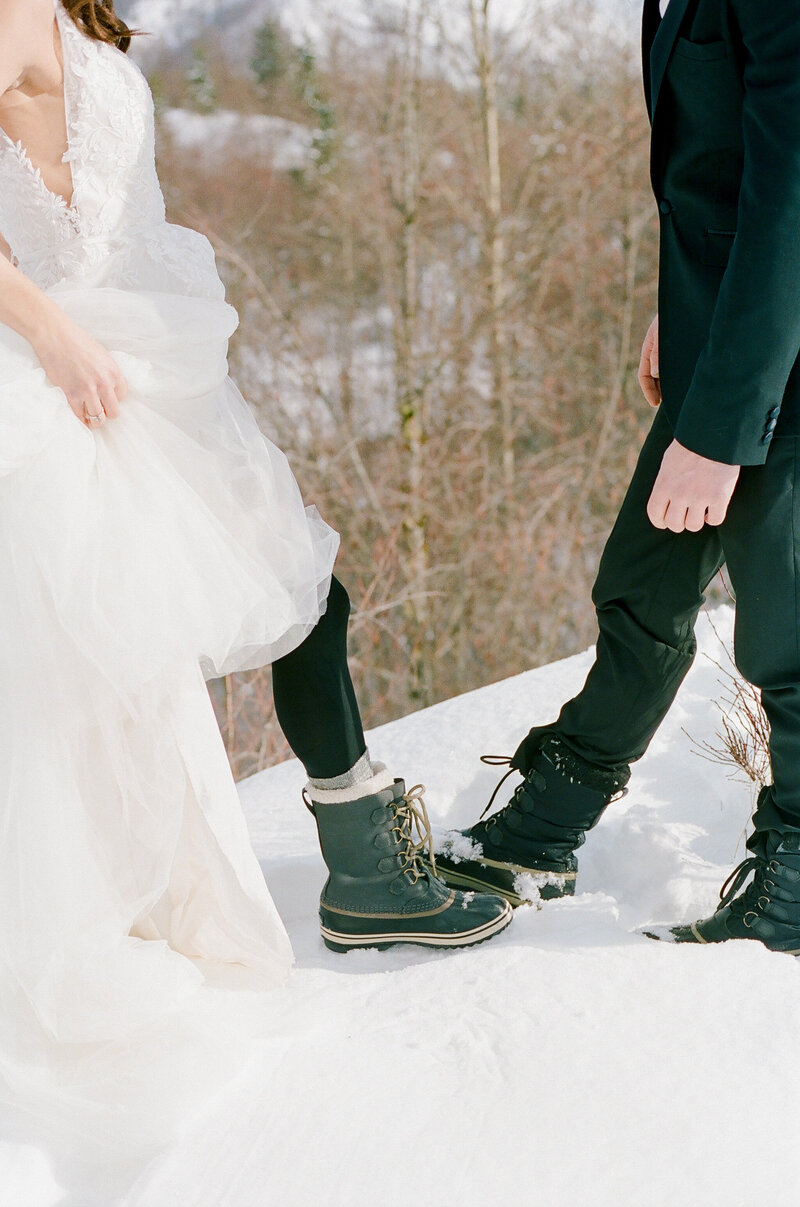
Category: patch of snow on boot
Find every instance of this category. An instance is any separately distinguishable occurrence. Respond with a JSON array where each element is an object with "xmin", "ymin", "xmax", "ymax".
[
  {"xmin": 434, "ymin": 830, "xmax": 483, "ymax": 861},
  {"xmin": 513, "ymin": 870, "xmax": 566, "ymax": 904},
  {"xmin": 513, "ymin": 873, "xmax": 543, "ymax": 904},
  {"xmin": 460, "ymin": 892, "xmax": 476, "ymax": 909},
  {"xmin": 638, "ymin": 924, "xmax": 679, "ymax": 943}
]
